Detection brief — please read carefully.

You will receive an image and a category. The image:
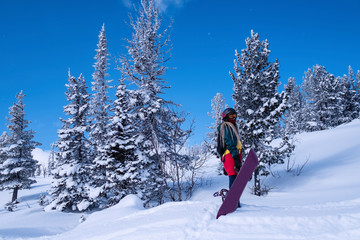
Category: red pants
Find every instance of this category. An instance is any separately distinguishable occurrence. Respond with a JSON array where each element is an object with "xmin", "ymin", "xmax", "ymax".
[{"xmin": 223, "ymin": 153, "xmax": 237, "ymax": 176}]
